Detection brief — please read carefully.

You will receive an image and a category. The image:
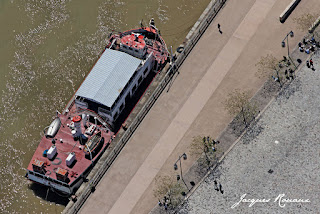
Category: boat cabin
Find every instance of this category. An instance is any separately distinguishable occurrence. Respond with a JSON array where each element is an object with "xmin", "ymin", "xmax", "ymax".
[{"xmin": 75, "ymin": 44, "xmax": 155, "ymax": 129}]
